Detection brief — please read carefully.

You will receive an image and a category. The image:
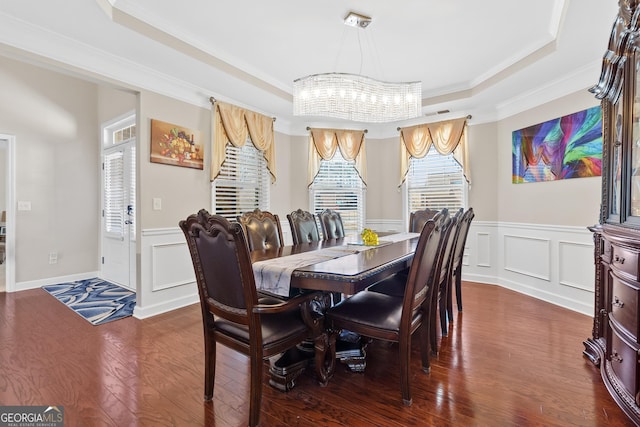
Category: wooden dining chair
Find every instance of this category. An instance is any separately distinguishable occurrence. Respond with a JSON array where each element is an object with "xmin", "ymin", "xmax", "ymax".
[
  {"xmin": 287, "ymin": 209, "xmax": 320, "ymax": 244},
  {"xmin": 179, "ymin": 209, "xmax": 324, "ymax": 427},
  {"xmin": 326, "ymin": 213, "xmax": 447, "ymax": 406},
  {"xmin": 447, "ymin": 208, "xmax": 475, "ymax": 316},
  {"xmin": 238, "ymin": 208, "xmax": 284, "ymax": 251},
  {"xmin": 409, "ymin": 208, "xmax": 439, "ymax": 232},
  {"xmin": 367, "ymin": 208, "xmax": 448, "ymax": 298},
  {"xmin": 318, "ymin": 209, "xmax": 346, "ymax": 240},
  {"xmin": 430, "ymin": 208, "xmax": 463, "ymax": 349}
]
